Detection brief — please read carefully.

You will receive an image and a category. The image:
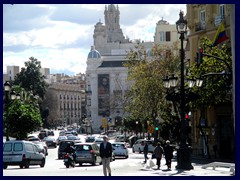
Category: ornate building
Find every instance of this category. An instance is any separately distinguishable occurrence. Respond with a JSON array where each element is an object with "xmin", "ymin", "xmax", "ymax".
[
  {"xmin": 186, "ymin": 4, "xmax": 234, "ymax": 159},
  {"xmin": 86, "ymin": 4, "xmax": 153, "ymax": 133}
]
